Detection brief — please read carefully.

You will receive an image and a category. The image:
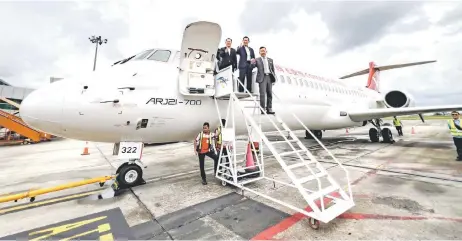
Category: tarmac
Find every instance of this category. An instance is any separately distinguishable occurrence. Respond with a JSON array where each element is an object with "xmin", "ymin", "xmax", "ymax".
[{"xmin": 1, "ymin": 119, "xmax": 462, "ymax": 240}]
